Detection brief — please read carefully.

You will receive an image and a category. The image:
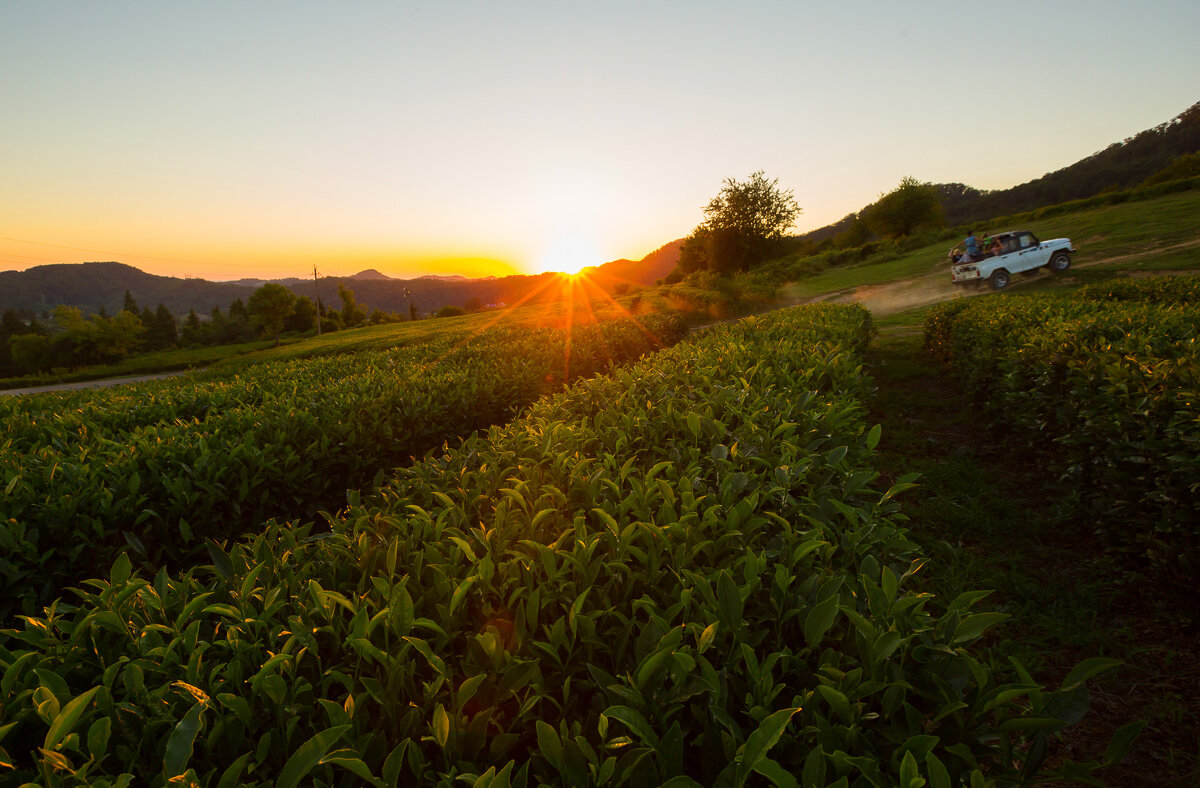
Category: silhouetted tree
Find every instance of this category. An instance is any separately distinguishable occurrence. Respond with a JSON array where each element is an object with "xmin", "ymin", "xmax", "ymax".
[
  {"xmin": 337, "ymin": 284, "xmax": 366, "ymax": 327},
  {"xmin": 247, "ymin": 283, "xmax": 296, "ymax": 346},
  {"xmin": 676, "ymin": 171, "xmax": 801, "ymax": 274},
  {"xmin": 862, "ymin": 177, "xmax": 944, "ymax": 238},
  {"xmin": 181, "ymin": 309, "xmax": 205, "ymax": 346},
  {"xmin": 284, "ymin": 296, "xmax": 318, "ymax": 334}
]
